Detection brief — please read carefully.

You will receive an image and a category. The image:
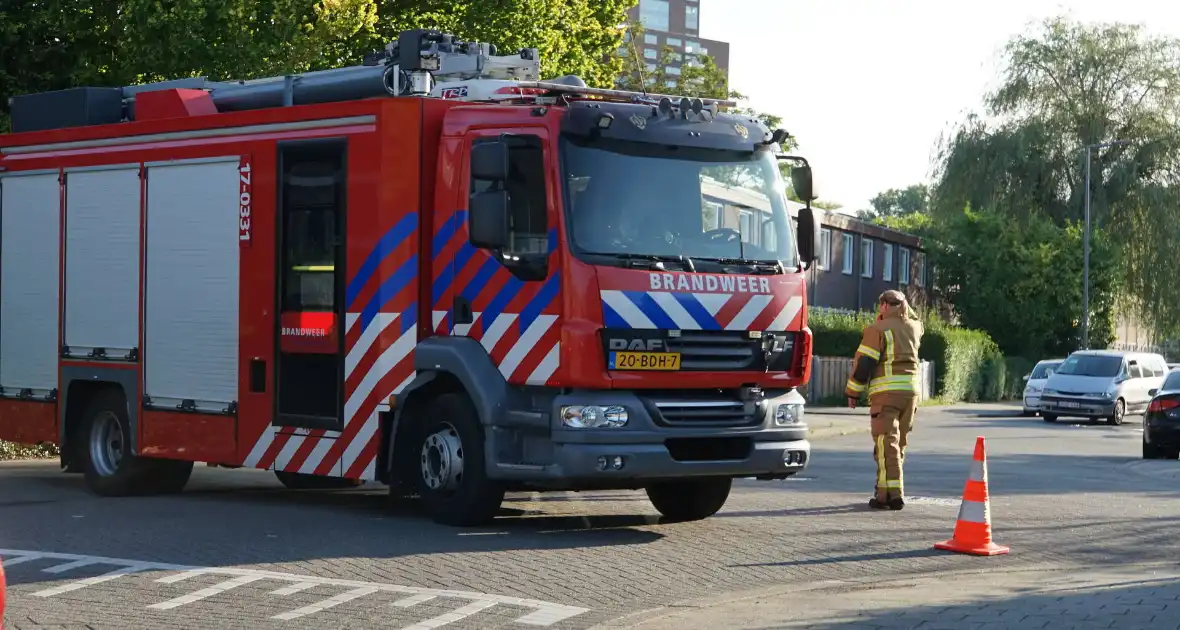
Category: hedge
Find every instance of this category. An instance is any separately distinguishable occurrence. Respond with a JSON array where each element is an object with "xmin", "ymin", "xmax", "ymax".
[
  {"xmin": 808, "ymin": 307, "xmax": 1027, "ymax": 403},
  {"xmin": 0, "ymin": 440, "xmax": 59, "ymax": 461}
]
